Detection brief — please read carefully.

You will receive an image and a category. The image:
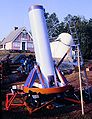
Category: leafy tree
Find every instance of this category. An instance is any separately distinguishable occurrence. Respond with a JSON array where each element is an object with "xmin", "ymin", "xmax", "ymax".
[
  {"xmin": 64, "ymin": 14, "xmax": 92, "ymax": 59},
  {"xmin": 45, "ymin": 12, "xmax": 65, "ymax": 41}
]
